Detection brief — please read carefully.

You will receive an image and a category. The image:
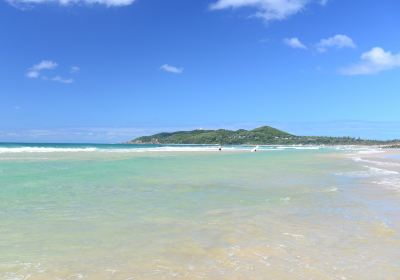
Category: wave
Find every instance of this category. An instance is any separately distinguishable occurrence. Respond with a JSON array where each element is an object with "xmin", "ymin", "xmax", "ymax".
[
  {"xmin": 357, "ymin": 150, "xmax": 385, "ymax": 154},
  {"xmin": 365, "ymin": 166, "xmax": 399, "ymax": 175},
  {"xmin": 0, "ymin": 146, "xmax": 250, "ymax": 154},
  {"xmin": 320, "ymin": 186, "xmax": 338, "ymax": 193},
  {"xmin": 352, "ymin": 157, "xmax": 400, "ymax": 168},
  {"xmin": 334, "ymin": 146, "xmax": 382, "ymax": 152},
  {"xmin": 274, "ymin": 146, "xmax": 321, "ymax": 150},
  {"xmin": 341, "ymin": 150, "xmax": 400, "ymax": 192},
  {"xmin": 335, "ymin": 166, "xmax": 399, "ymax": 178},
  {"xmin": 3, "ymin": 144, "xmax": 389, "ymax": 155},
  {"xmin": 0, "ymin": 147, "xmax": 98, "ymax": 153},
  {"xmin": 0, "ymin": 145, "xmax": 325, "ymax": 154},
  {"xmin": 373, "ymin": 178, "xmax": 400, "ymax": 191}
]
